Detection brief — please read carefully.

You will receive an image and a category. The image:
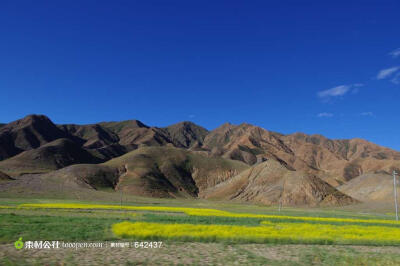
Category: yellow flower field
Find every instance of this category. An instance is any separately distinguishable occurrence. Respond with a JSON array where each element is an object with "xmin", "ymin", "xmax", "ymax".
[
  {"xmin": 13, "ymin": 203, "xmax": 400, "ymax": 245},
  {"xmin": 112, "ymin": 221, "xmax": 400, "ymax": 245}
]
